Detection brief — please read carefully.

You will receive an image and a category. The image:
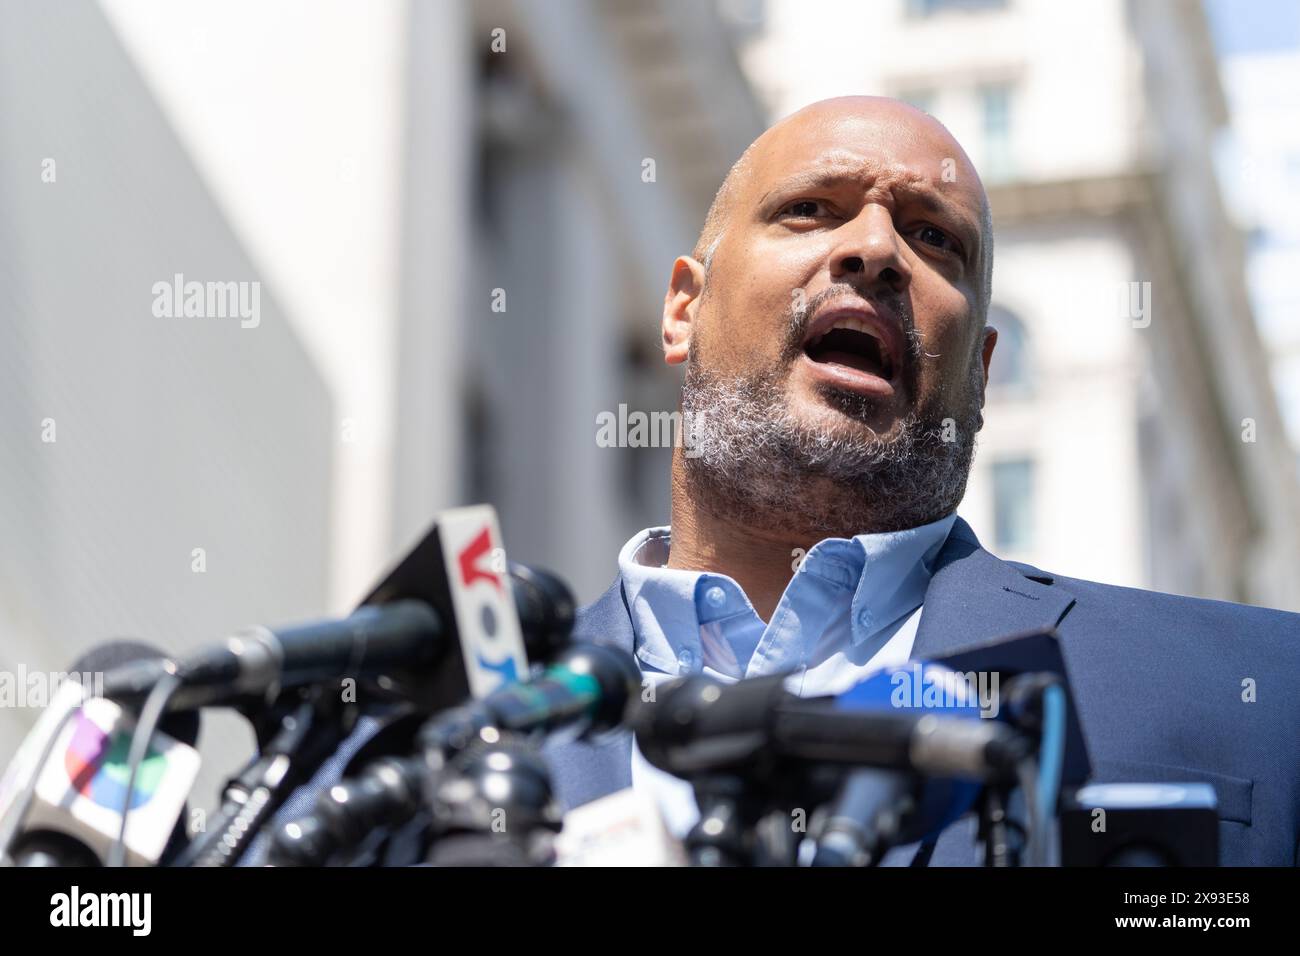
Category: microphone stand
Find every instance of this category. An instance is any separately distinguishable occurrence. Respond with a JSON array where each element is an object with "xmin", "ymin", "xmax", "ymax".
[
  {"xmin": 684, "ymin": 774, "xmax": 762, "ymax": 867},
  {"xmin": 173, "ymin": 688, "xmax": 353, "ymax": 867},
  {"xmin": 978, "ymin": 784, "xmax": 1022, "ymax": 867}
]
